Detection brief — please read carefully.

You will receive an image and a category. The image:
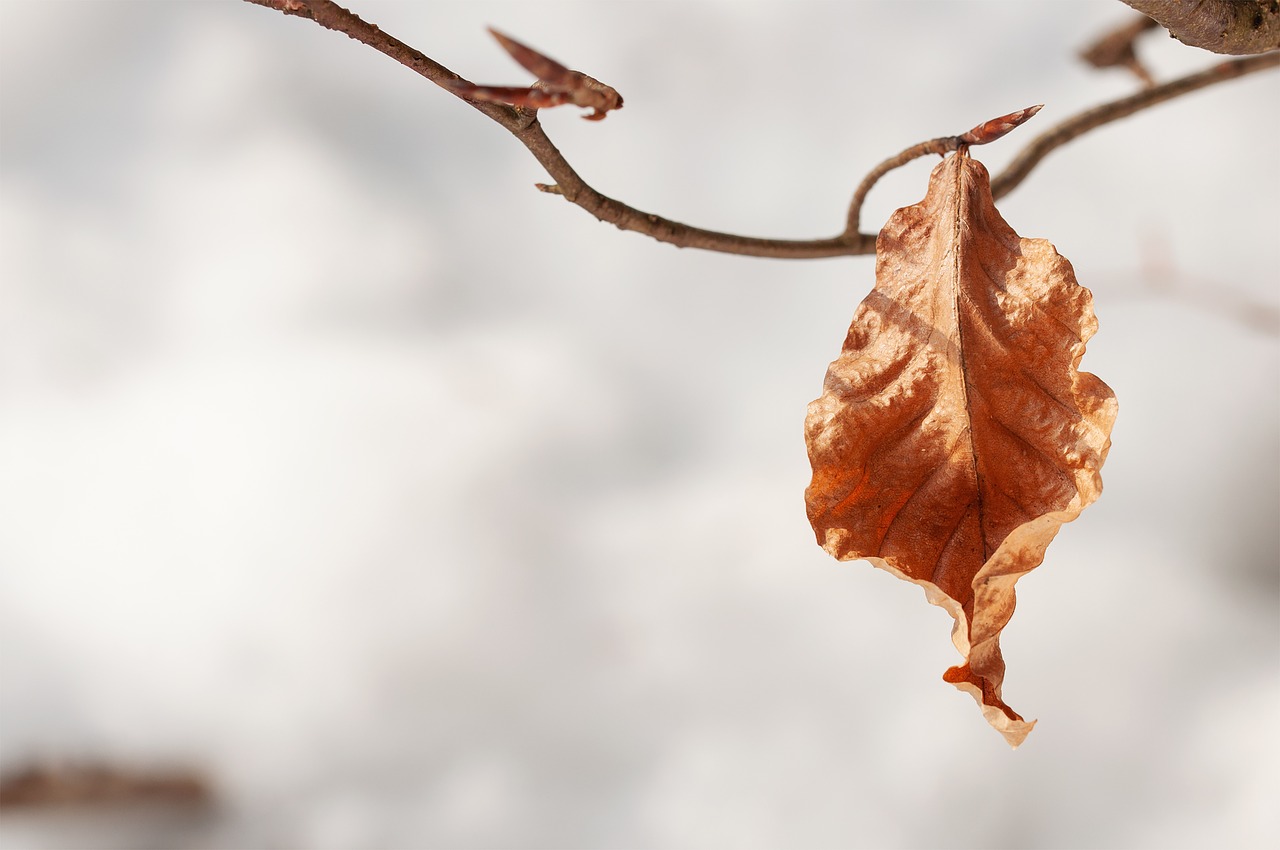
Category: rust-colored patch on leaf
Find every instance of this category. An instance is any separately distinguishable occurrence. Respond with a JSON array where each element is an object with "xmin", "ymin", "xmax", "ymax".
[{"xmin": 805, "ymin": 149, "xmax": 1117, "ymax": 747}]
